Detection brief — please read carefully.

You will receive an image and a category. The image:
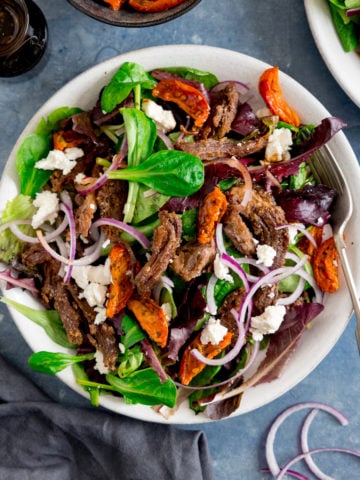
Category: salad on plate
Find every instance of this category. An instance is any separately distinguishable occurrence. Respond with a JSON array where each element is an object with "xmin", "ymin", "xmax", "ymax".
[
  {"xmin": 327, "ymin": 0, "xmax": 360, "ymax": 52},
  {"xmin": 0, "ymin": 60, "xmax": 346, "ymax": 420}
]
